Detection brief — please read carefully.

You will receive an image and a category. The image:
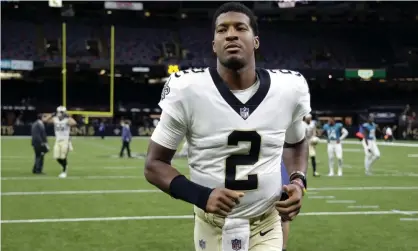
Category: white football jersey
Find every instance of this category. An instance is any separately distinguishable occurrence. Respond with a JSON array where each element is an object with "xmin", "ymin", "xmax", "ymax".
[
  {"xmin": 158, "ymin": 68, "xmax": 311, "ymax": 218},
  {"xmin": 304, "ymin": 121, "xmax": 316, "ymax": 140},
  {"xmin": 53, "ymin": 117, "xmax": 70, "ymax": 141}
]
